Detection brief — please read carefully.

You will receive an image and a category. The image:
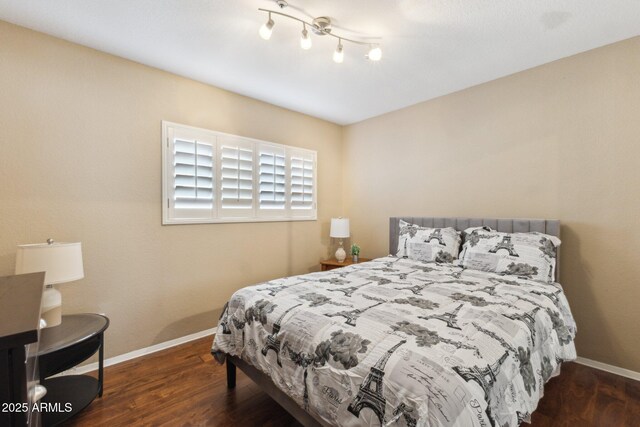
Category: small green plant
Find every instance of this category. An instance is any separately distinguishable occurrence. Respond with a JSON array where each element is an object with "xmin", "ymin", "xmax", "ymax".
[{"xmin": 351, "ymin": 244, "xmax": 361, "ymax": 256}]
